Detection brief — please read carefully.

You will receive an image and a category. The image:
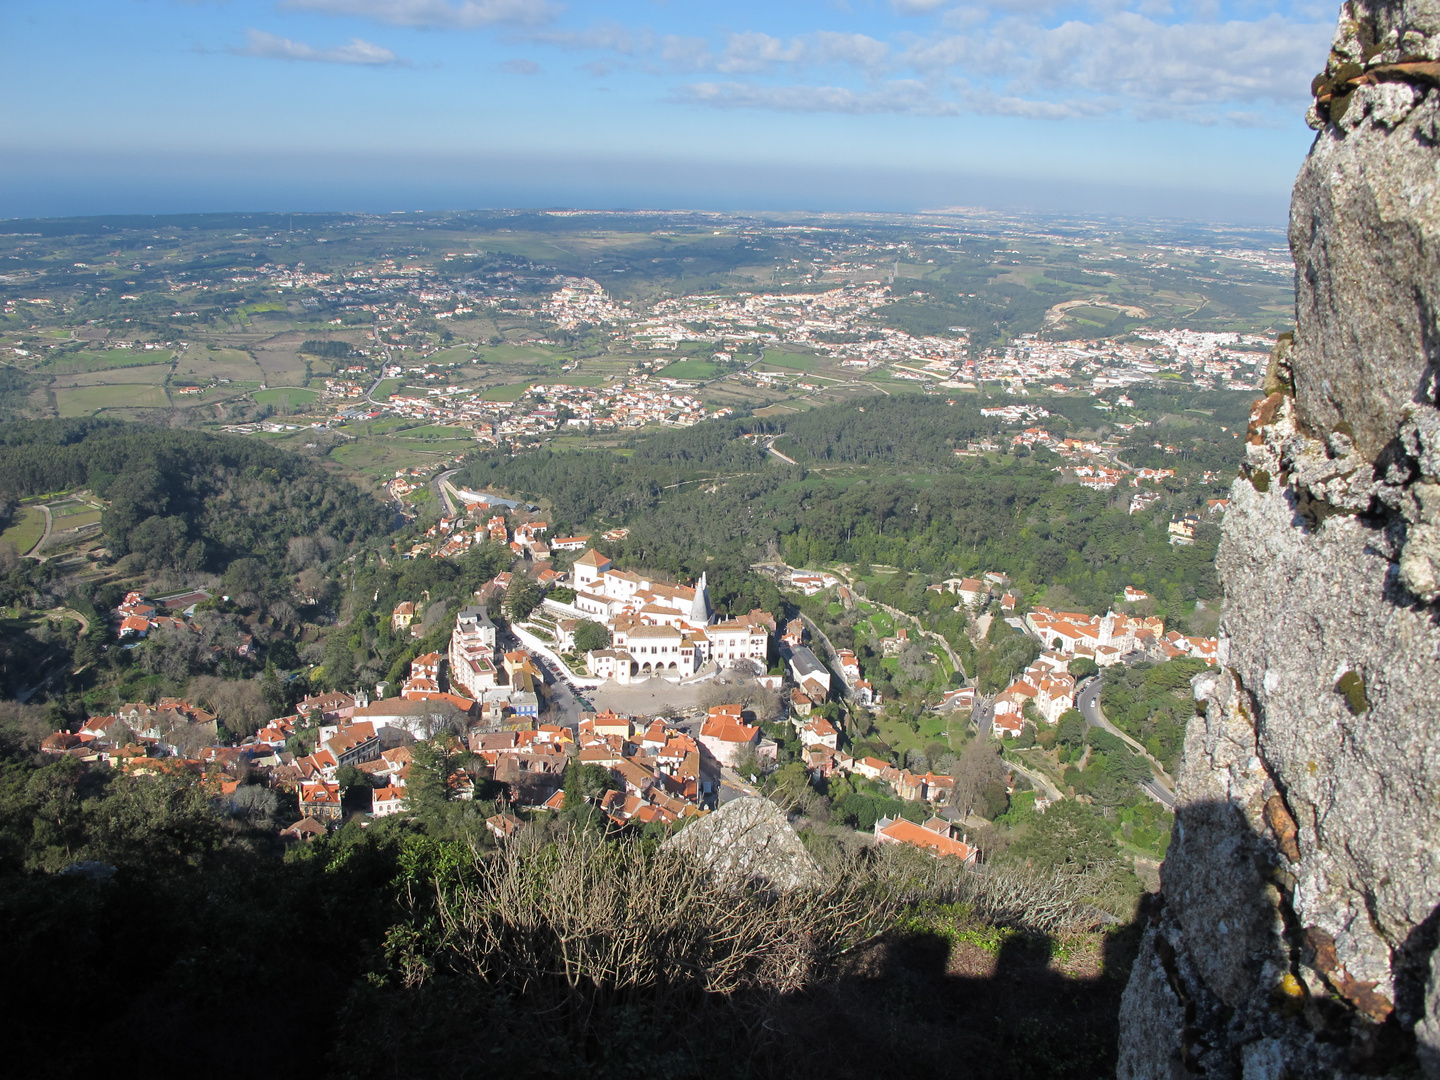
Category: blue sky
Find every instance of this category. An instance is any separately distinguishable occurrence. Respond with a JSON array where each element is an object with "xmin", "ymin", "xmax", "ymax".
[{"xmin": 0, "ymin": 0, "xmax": 1333, "ymax": 221}]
